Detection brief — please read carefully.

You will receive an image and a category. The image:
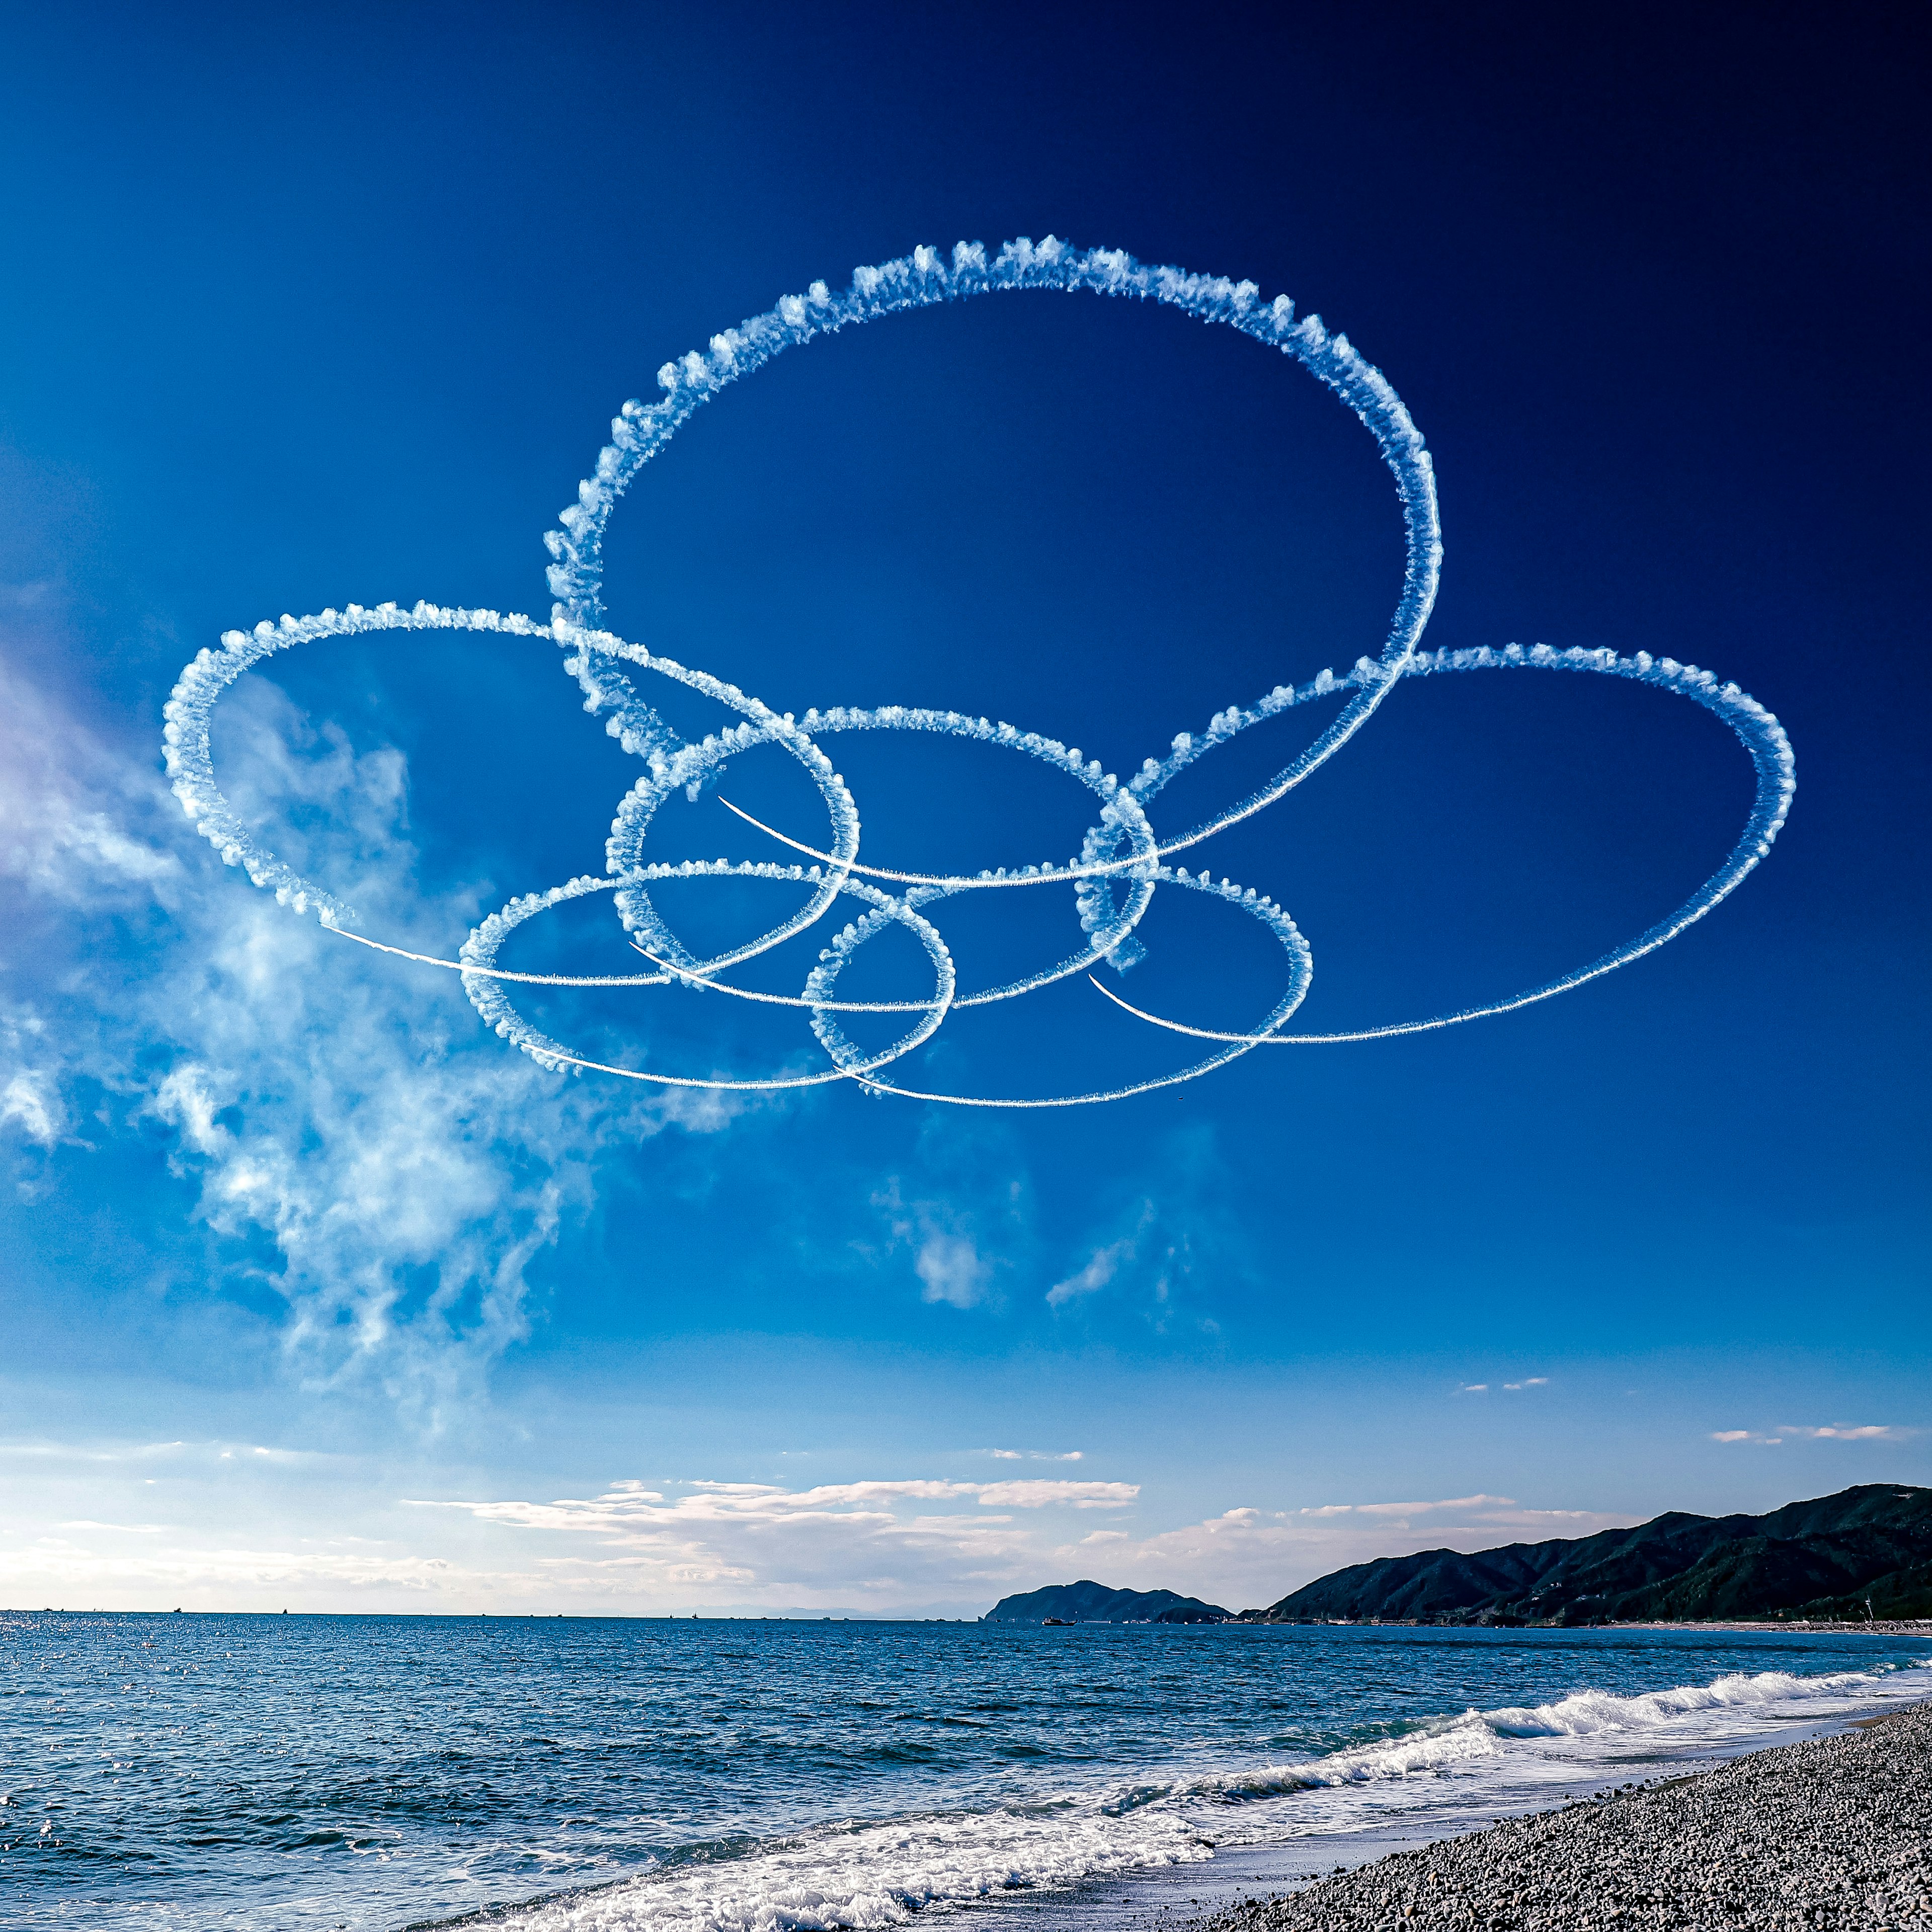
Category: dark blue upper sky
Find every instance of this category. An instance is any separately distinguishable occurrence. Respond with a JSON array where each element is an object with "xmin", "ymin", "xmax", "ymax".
[{"xmin": 0, "ymin": 1, "xmax": 1924, "ymax": 1612}]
